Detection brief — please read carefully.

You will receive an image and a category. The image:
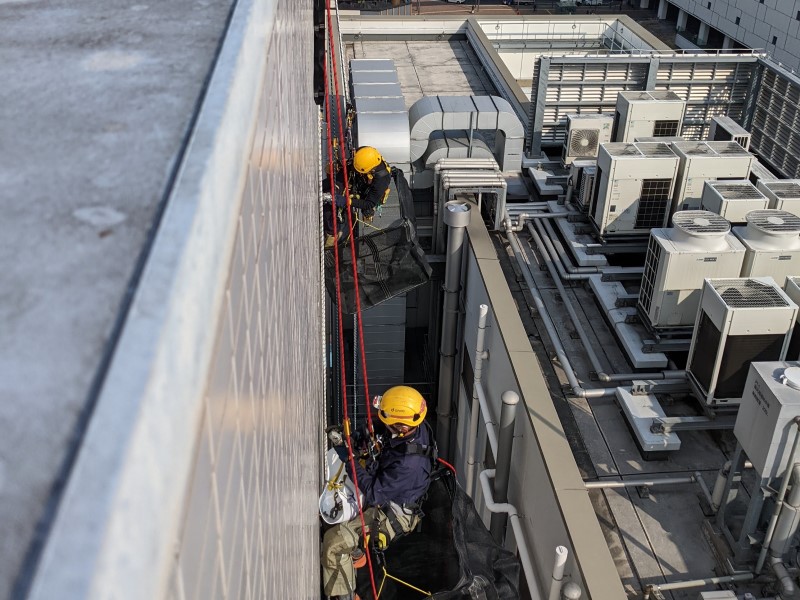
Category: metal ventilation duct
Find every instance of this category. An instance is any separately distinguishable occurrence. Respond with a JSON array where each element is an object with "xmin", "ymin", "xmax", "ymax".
[
  {"xmin": 350, "ymin": 59, "xmax": 411, "ymax": 165},
  {"xmin": 408, "ymin": 95, "xmax": 524, "ymax": 172}
]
